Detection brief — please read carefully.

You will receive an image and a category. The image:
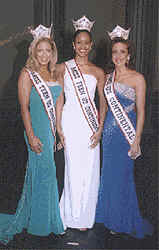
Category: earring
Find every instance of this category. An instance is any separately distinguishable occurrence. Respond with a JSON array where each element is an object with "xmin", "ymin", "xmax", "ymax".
[
  {"xmin": 72, "ymin": 42, "xmax": 75, "ymax": 50},
  {"xmin": 126, "ymin": 56, "xmax": 130, "ymax": 67}
]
